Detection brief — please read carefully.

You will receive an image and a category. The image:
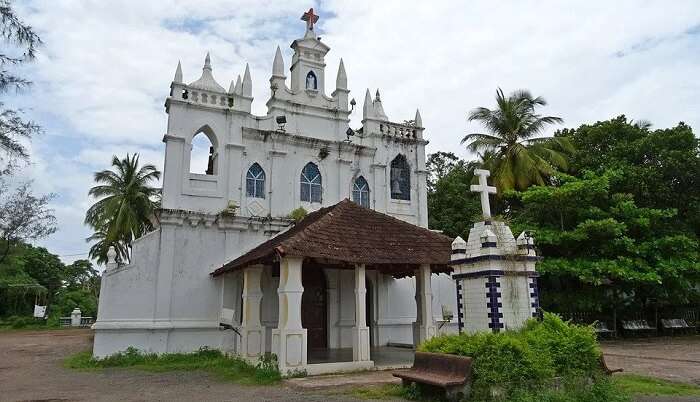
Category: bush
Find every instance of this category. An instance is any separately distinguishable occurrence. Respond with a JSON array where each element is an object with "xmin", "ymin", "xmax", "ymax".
[{"xmin": 419, "ymin": 312, "xmax": 610, "ymax": 400}]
